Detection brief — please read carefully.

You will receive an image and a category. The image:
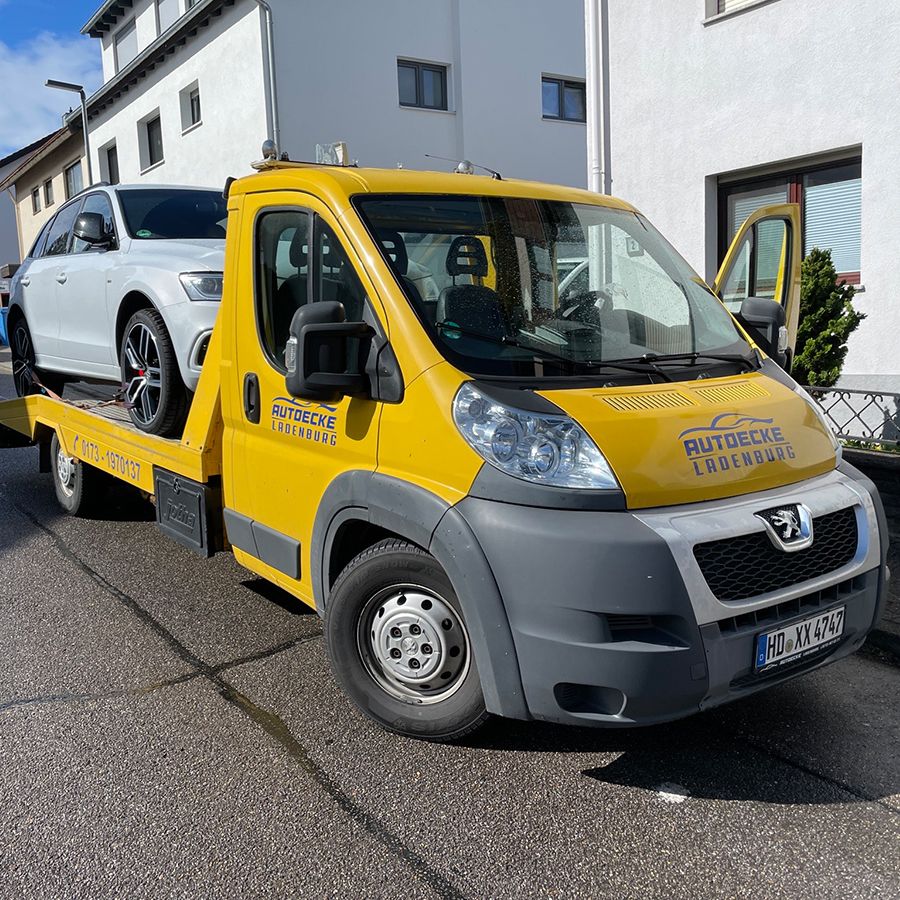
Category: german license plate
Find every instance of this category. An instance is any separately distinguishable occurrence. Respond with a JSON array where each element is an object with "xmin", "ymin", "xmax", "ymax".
[{"xmin": 754, "ymin": 606, "xmax": 845, "ymax": 672}]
